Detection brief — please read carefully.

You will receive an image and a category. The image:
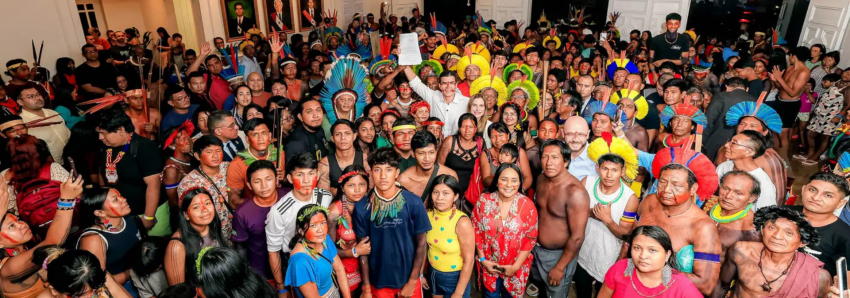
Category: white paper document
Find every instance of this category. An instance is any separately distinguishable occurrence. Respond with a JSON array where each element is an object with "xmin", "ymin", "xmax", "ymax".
[{"xmin": 398, "ymin": 33, "xmax": 422, "ymax": 66}]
